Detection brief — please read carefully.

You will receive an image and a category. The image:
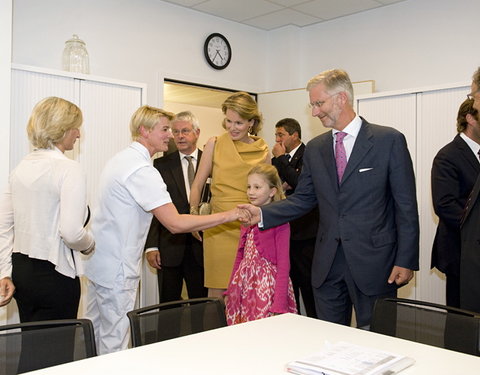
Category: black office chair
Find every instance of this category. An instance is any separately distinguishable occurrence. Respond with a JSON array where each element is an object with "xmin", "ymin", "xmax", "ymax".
[
  {"xmin": 371, "ymin": 297, "xmax": 480, "ymax": 356},
  {"xmin": 127, "ymin": 297, "xmax": 227, "ymax": 347},
  {"xmin": 0, "ymin": 318, "xmax": 97, "ymax": 374}
]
